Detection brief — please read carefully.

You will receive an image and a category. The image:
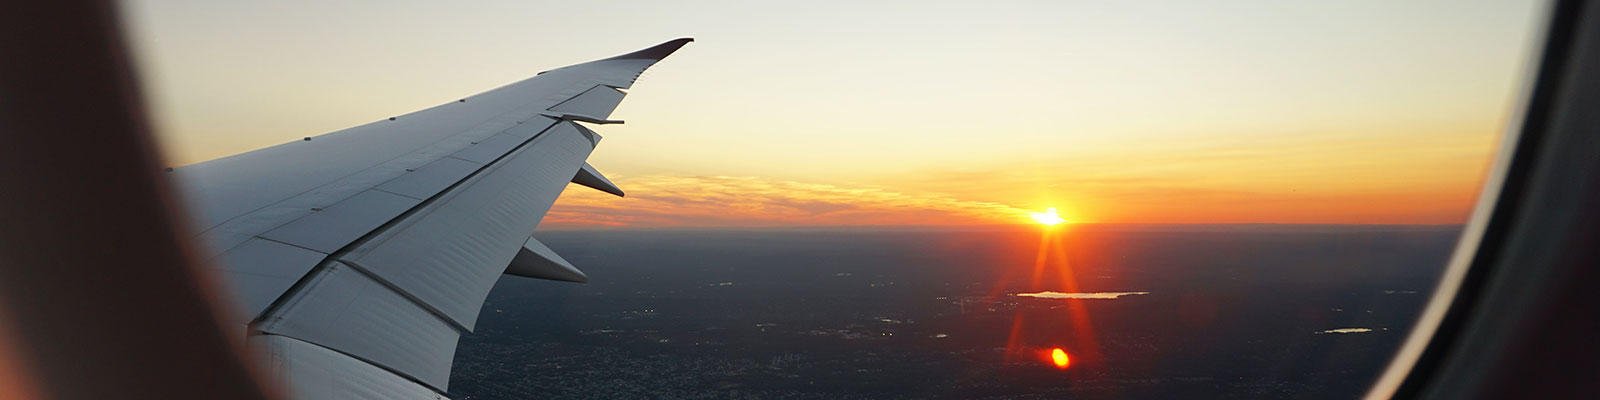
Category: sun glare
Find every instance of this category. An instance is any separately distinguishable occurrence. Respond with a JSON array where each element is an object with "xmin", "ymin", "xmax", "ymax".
[
  {"xmin": 1031, "ymin": 208, "xmax": 1067, "ymax": 226},
  {"xmin": 1050, "ymin": 348, "xmax": 1071, "ymax": 369}
]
